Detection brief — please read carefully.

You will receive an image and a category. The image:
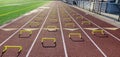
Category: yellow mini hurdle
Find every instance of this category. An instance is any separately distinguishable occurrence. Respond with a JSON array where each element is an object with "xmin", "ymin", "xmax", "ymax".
[
  {"xmin": 2, "ymin": 46, "xmax": 22, "ymax": 53},
  {"xmin": 34, "ymin": 18, "xmax": 42, "ymax": 22},
  {"xmin": 50, "ymin": 19, "xmax": 58, "ymax": 23},
  {"xmin": 29, "ymin": 22, "xmax": 40, "ymax": 27},
  {"xmin": 69, "ymin": 33, "xmax": 82, "ymax": 39},
  {"xmin": 41, "ymin": 38, "xmax": 56, "ymax": 44},
  {"xmin": 76, "ymin": 16, "xmax": 83, "ymax": 19},
  {"xmin": 65, "ymin": 23, "xmax": 75, "ymax": 28},
  {"xmin": 19, "ymin": 29, "xmax": 32, "ymax": 35},
  {"xmin": 63, "ymin": 15, "xmax": 69, "ymax": 17},
  {"xmin": 64, "ymin": 18, "xmax": 72, "ymax": 22},
  {"xmin": 92, "ymin": 29, "xmax": 104, "ymax": 35},
  {"xmin": 81, "ymin": 20, "xmax": 91, "ymax": 25},
  {"xmin": 47, "ymin": 26, "xmax": 58, "ymax": 31}
]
